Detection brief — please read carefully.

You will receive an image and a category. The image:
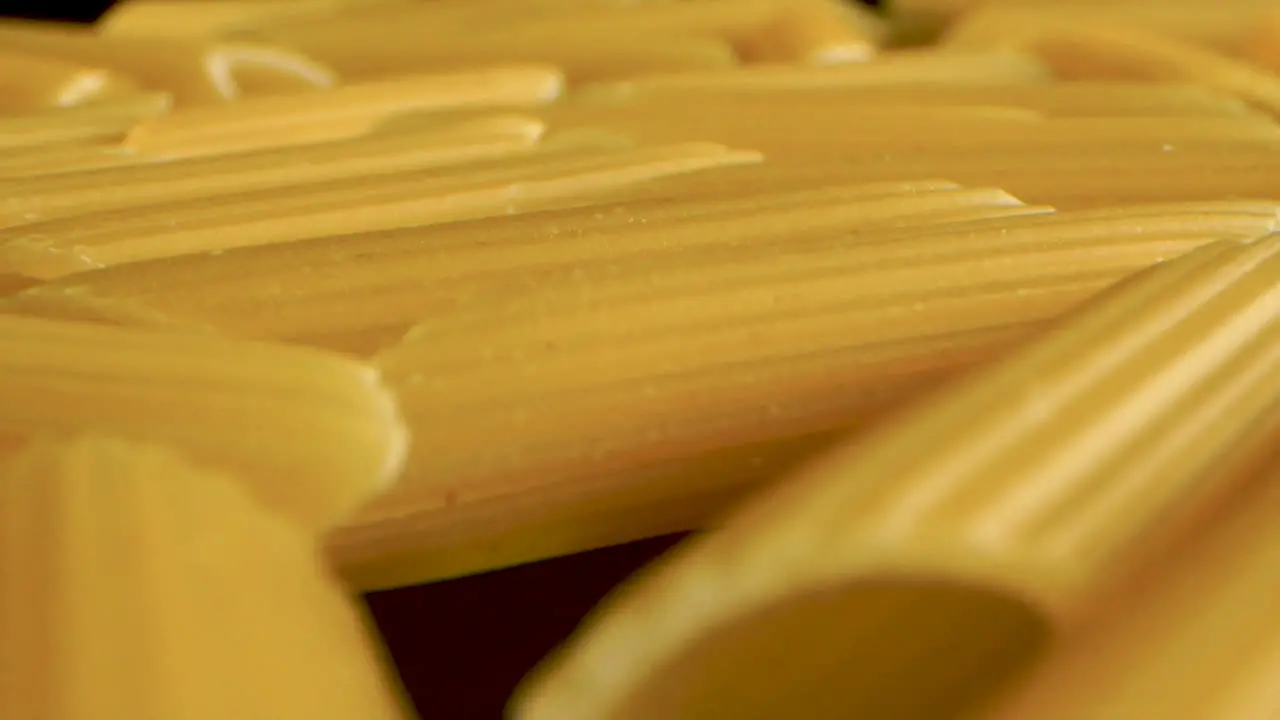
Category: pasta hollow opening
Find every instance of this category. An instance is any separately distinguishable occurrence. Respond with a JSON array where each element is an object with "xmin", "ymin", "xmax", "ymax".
[{"xmin": 608, "ymin": 579, "xmax": 1047, "ymax": 720}]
